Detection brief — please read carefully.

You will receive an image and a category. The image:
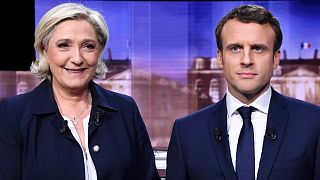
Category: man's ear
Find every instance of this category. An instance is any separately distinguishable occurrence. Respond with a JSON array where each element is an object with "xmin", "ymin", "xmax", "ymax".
[
  {"xmin": 273, "ymin": 50, "xmax": 280, "ymax": 69},
  {"xmin": 217, "ymin": 49, "xmax": 224, "ymax": 68}
]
